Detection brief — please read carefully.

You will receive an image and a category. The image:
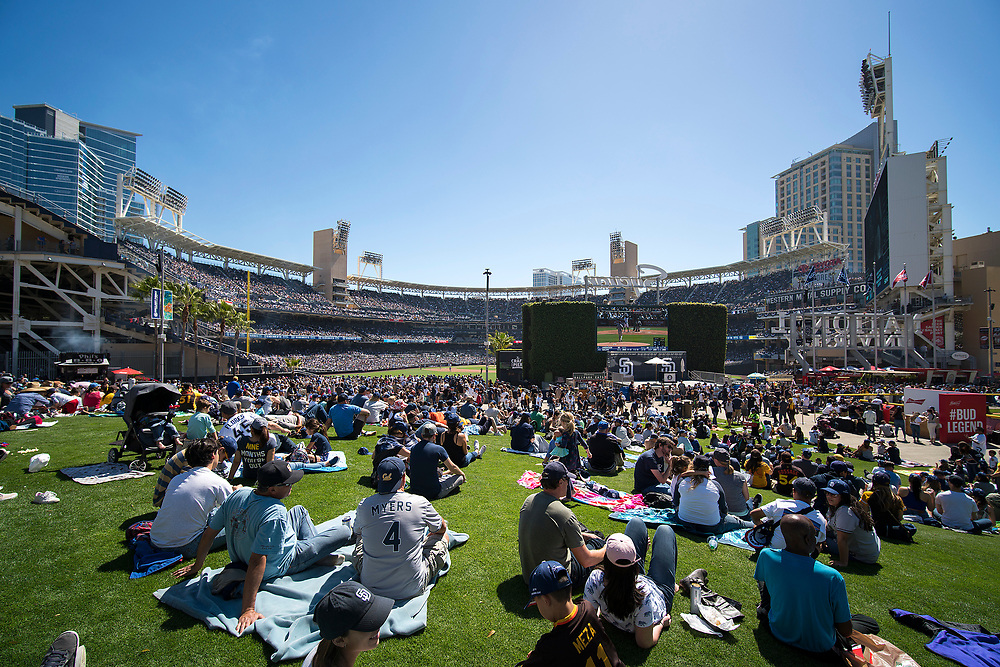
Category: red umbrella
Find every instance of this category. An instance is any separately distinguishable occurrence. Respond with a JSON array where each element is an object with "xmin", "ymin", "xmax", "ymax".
[
  {"xmin": 819, "ymin": 366, "xmax": 840, "ymax": 372},
  {"xmin": 112, "ymin": 367, "xmax": 143, "ymax": 375}
]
